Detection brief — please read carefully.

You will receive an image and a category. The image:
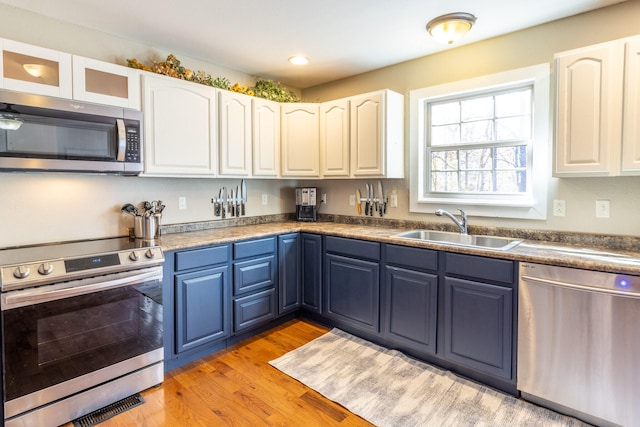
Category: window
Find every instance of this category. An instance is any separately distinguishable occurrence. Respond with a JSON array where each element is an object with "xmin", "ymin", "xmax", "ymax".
[{"xmin": 409, "ymin": 64, "xmax": 551, "ymax": 219}]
